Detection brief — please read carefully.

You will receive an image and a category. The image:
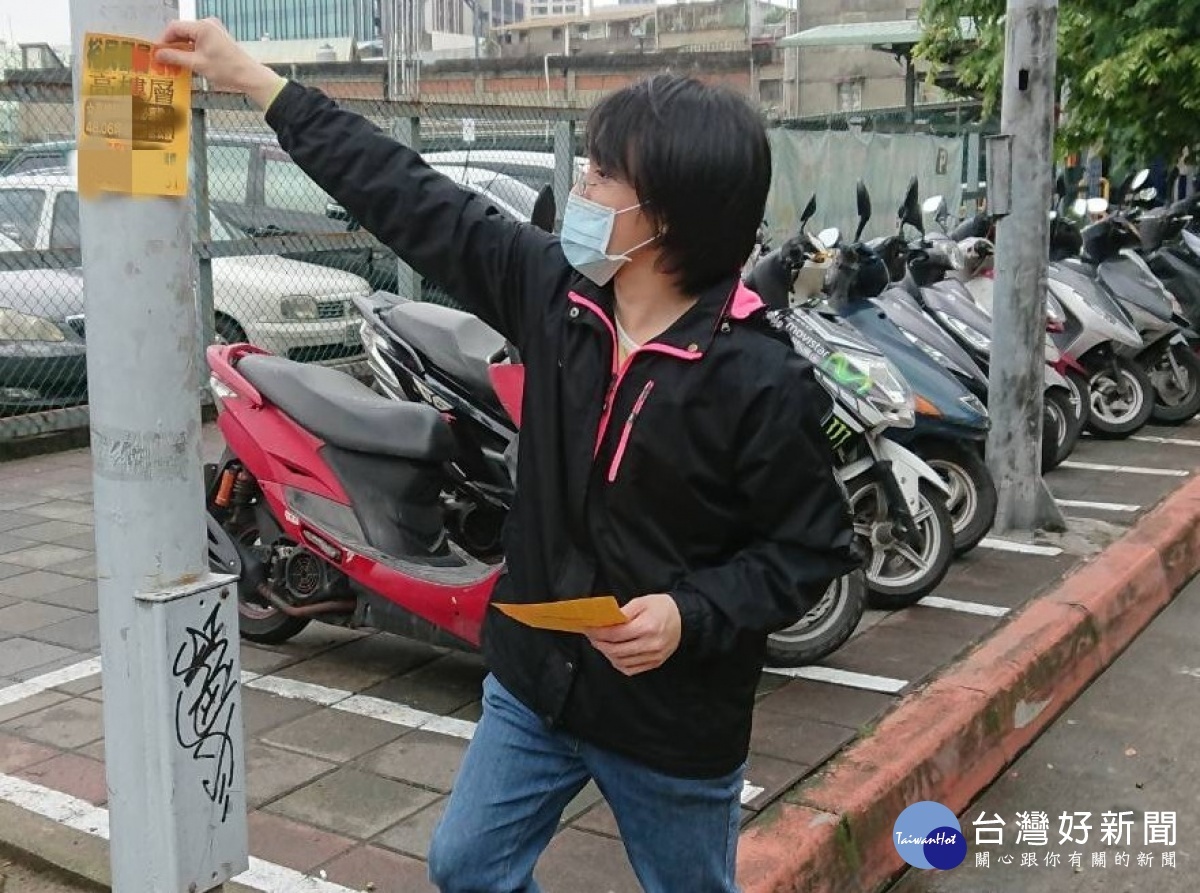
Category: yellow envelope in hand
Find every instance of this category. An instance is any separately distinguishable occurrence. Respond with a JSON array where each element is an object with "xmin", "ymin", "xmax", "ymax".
[{"xmin": 493, "ymin": 596, "xmax": 628, "ymax": 633}]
